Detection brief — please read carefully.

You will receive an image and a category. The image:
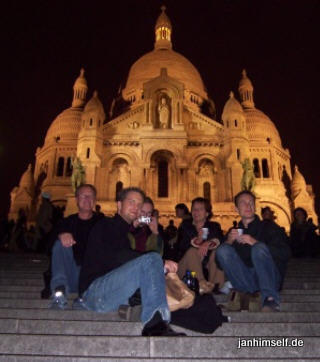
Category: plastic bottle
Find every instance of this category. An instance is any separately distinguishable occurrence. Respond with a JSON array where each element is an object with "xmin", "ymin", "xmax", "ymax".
[
  {"xmin": 182, "ymin": 270, "xmax": 192, "ymax": 289},
  {"xmin": 191, "ymin": 271, "xmax": 200, "ymax": 295}
]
